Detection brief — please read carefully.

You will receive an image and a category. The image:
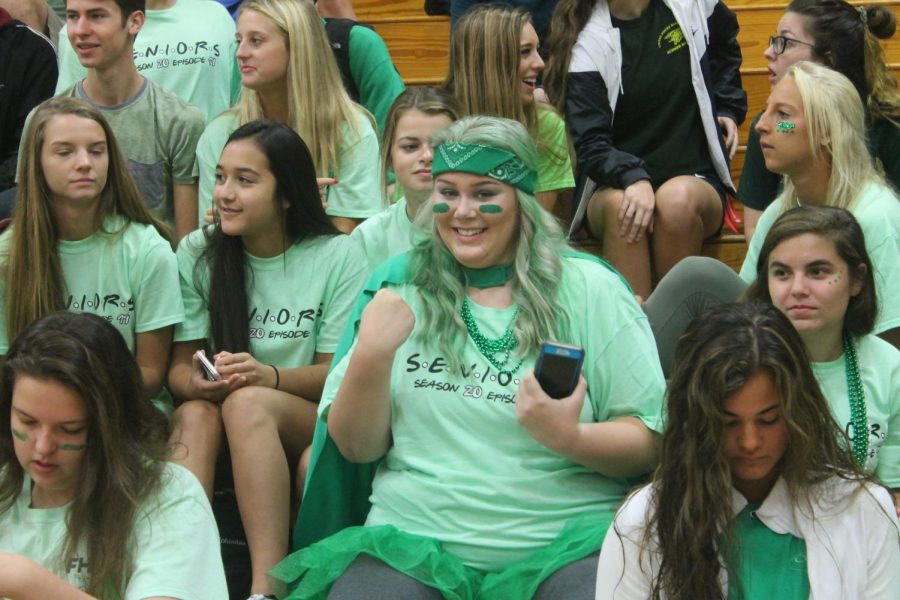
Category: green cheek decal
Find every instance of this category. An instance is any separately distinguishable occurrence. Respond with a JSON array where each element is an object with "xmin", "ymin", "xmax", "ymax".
[
  {"xmin": 478, "ymin": 204, "xmax": 503, "ymax": 214},
  {"xmin": 432, "ymin": 202, "xmax": 450, "ymax": 213},
  {"xmin": 827, "ymin": 272, "xmax": 843, "ymax": 285},
  {"xmin": 60, "ymin": 442, "xmax": 87, "ymax": 451},
  {"xmin": 12, "ymin": 428, "xmax": 28, "ymax": 442},
  {"xmin": 776, "ymin": 121, "xmax": 796, "ymax": 134}
]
